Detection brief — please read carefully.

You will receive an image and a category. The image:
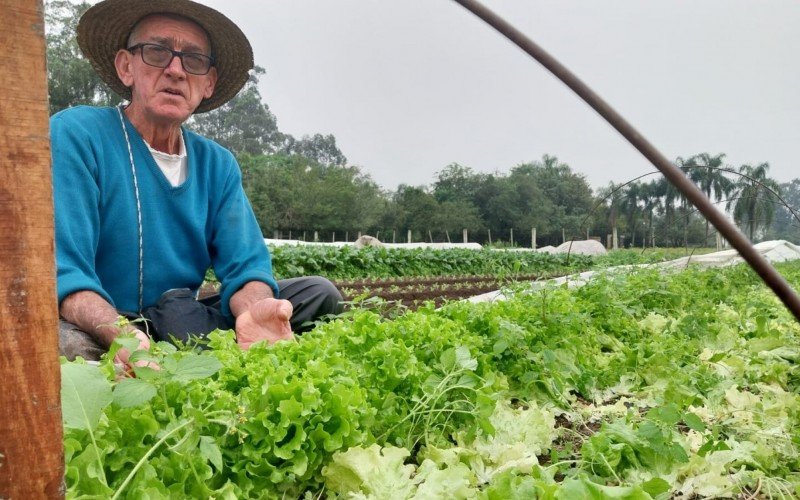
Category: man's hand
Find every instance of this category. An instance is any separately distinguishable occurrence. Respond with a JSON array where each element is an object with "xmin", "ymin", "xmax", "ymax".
[
  {"xmin": 113, "ymin": 328, "xmax": 153, "ymax": 368},
  {"xmin": 61, "ymin": 290, "xmax": 157, "ymax": 371},
  {"xmin": 235, "ymin": 298, "xmax": 294, "ymax": 350}
]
